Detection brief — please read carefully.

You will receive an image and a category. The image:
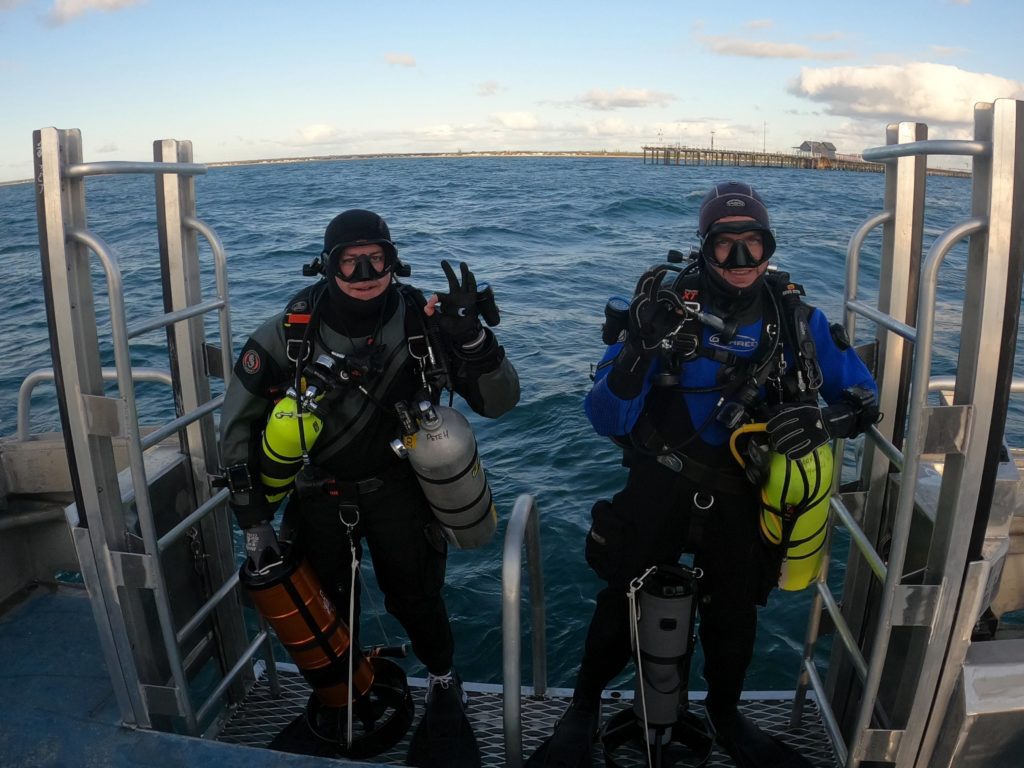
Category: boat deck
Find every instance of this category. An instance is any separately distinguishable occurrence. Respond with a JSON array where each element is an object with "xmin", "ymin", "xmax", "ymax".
[{"xmin": 1, "ymin": 582, "xmax": 837, "ymax": 767}]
